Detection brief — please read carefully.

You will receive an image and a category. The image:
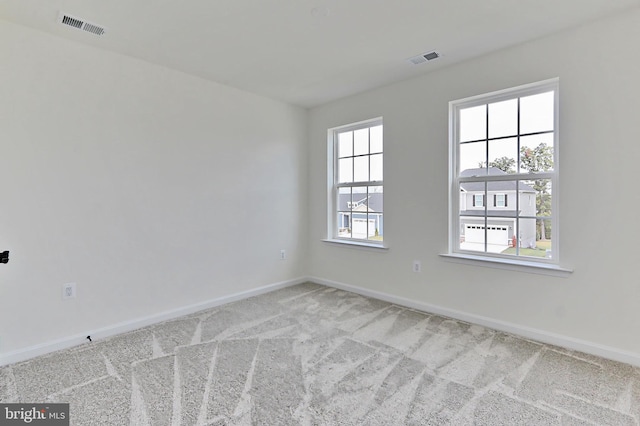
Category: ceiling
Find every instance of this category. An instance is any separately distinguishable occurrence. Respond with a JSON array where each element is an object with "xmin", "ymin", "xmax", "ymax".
[{"xmin": 1, "ymin": 0, "xmax": 639, "ymax": 108}]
